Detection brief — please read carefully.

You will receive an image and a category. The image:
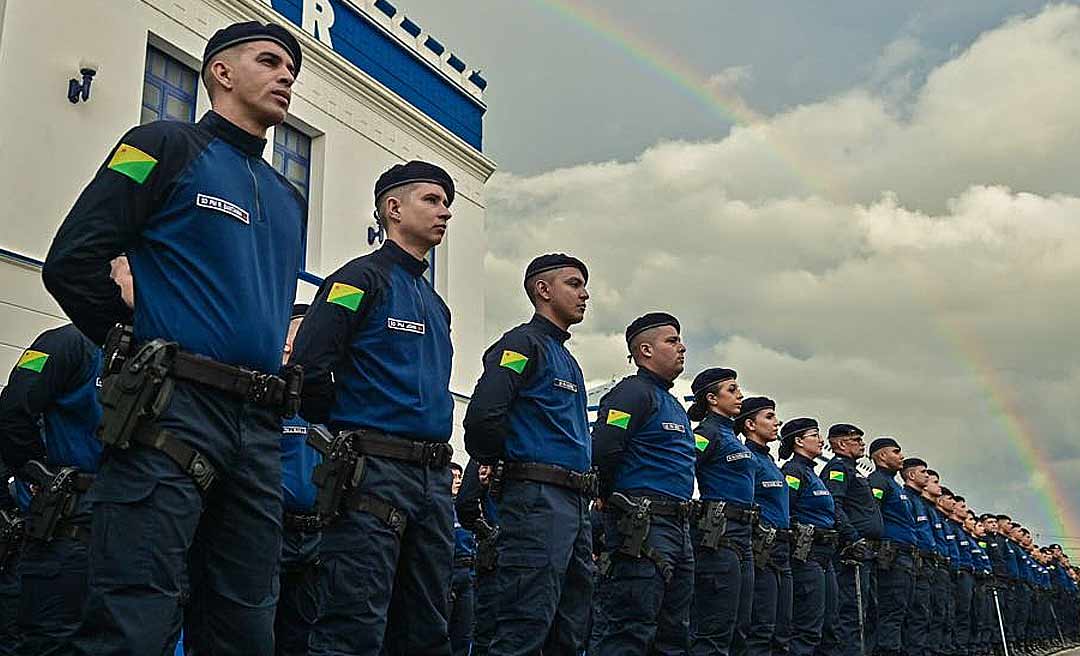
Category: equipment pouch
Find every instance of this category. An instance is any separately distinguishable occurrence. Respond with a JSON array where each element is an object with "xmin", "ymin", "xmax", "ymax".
[
  {"xmin": 752, "ymin": 523, "xmax": 776, "ymax": 569},
  {"xmin": 307, "ymin": 427, "xmax": 364, "ymax": 525},
  {"xmin": 281, "ymin": 363, "xmax": 303, "ymax": 418},
  {"xmin": 697, "ymin": 500, "xmax": 728, "ymax": 550},
  {"xmin": 609, "ymin": 492, "xmax": 652, "ymax": 559},
  {"xmin": 475, "ymin": 517, "xmax": 500, "ymax": 573},
  {"xmin": 877, "ymin": 541, "xmax": 897, "ymax": 570},
  {"xmin": 98, "ymin": 339, "xmax": 177, "ymax": 448},
  {"xmin": 0, "ymin": 508, "xmax": 25, "ymax": 572},
  {"xmin": 793, "ymin": 523, "xmax": 816, "ymax": 562},
  {"xmin": 22, "ymin": 462, "xmax": 80, "ymax": 542},
  {"xmin": 489, "ymin": 462, "xmax": 506, "ymax": 501}
]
